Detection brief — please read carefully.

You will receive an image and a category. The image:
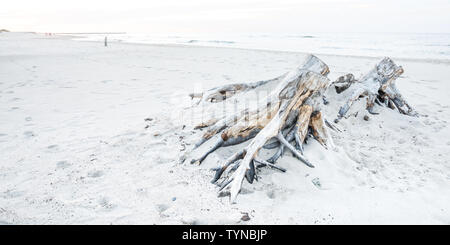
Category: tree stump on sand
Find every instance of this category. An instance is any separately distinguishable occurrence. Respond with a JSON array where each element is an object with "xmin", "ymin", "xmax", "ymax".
[
  {"xmin": 334, "ymin": 57, "xmax": 418, "ymax": 122},
  {"xmin": 185, "ymin": 55, "xmax": 334, "ymax": 203}
]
